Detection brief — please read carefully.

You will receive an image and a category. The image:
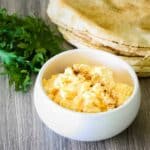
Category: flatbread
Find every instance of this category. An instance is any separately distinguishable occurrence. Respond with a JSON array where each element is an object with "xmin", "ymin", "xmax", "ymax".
[
  {"xmin": 47, "ymin": 0, "xmax": 150, "ymax": 56},
  {"xmin": 137, "ymin": 72, "xmax": 150, "ymax": 77},
  {"xmin": 71, "ymin": 30, "xmax": 150, "ymax": 57},
  {"xmin": 59, "ymin": 27, "xmax": 150, "ymax": 57}
]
